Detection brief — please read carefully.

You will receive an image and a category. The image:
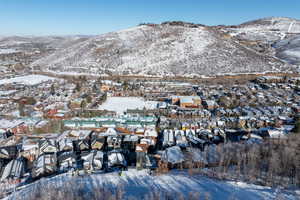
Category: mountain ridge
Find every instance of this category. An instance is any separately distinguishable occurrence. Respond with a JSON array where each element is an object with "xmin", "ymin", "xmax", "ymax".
[
  {"xmin": 30, "ymin": 18, "xmax": 298, "ymax": 77},
  {"xmin": 0, "ymin": 17, "xmax": 299, "ymax": 77}
]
